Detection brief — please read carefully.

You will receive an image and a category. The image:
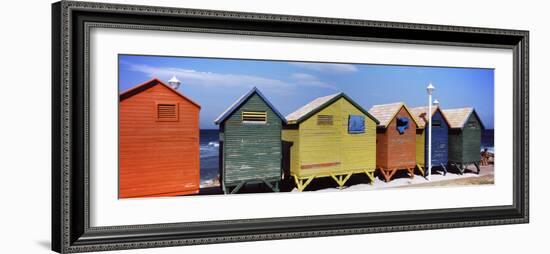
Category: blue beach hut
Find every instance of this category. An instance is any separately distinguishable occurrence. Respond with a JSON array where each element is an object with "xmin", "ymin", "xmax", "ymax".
[{"xmin": 411, "ymin": 105, "xmax": 450, "ymax": 175}]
